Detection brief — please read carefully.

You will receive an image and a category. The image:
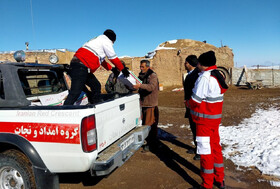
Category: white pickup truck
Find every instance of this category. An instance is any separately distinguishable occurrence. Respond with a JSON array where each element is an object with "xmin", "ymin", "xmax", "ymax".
[{"xmin": 0, "ymin": 63, "xmax": 149, "ymax": 189}]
